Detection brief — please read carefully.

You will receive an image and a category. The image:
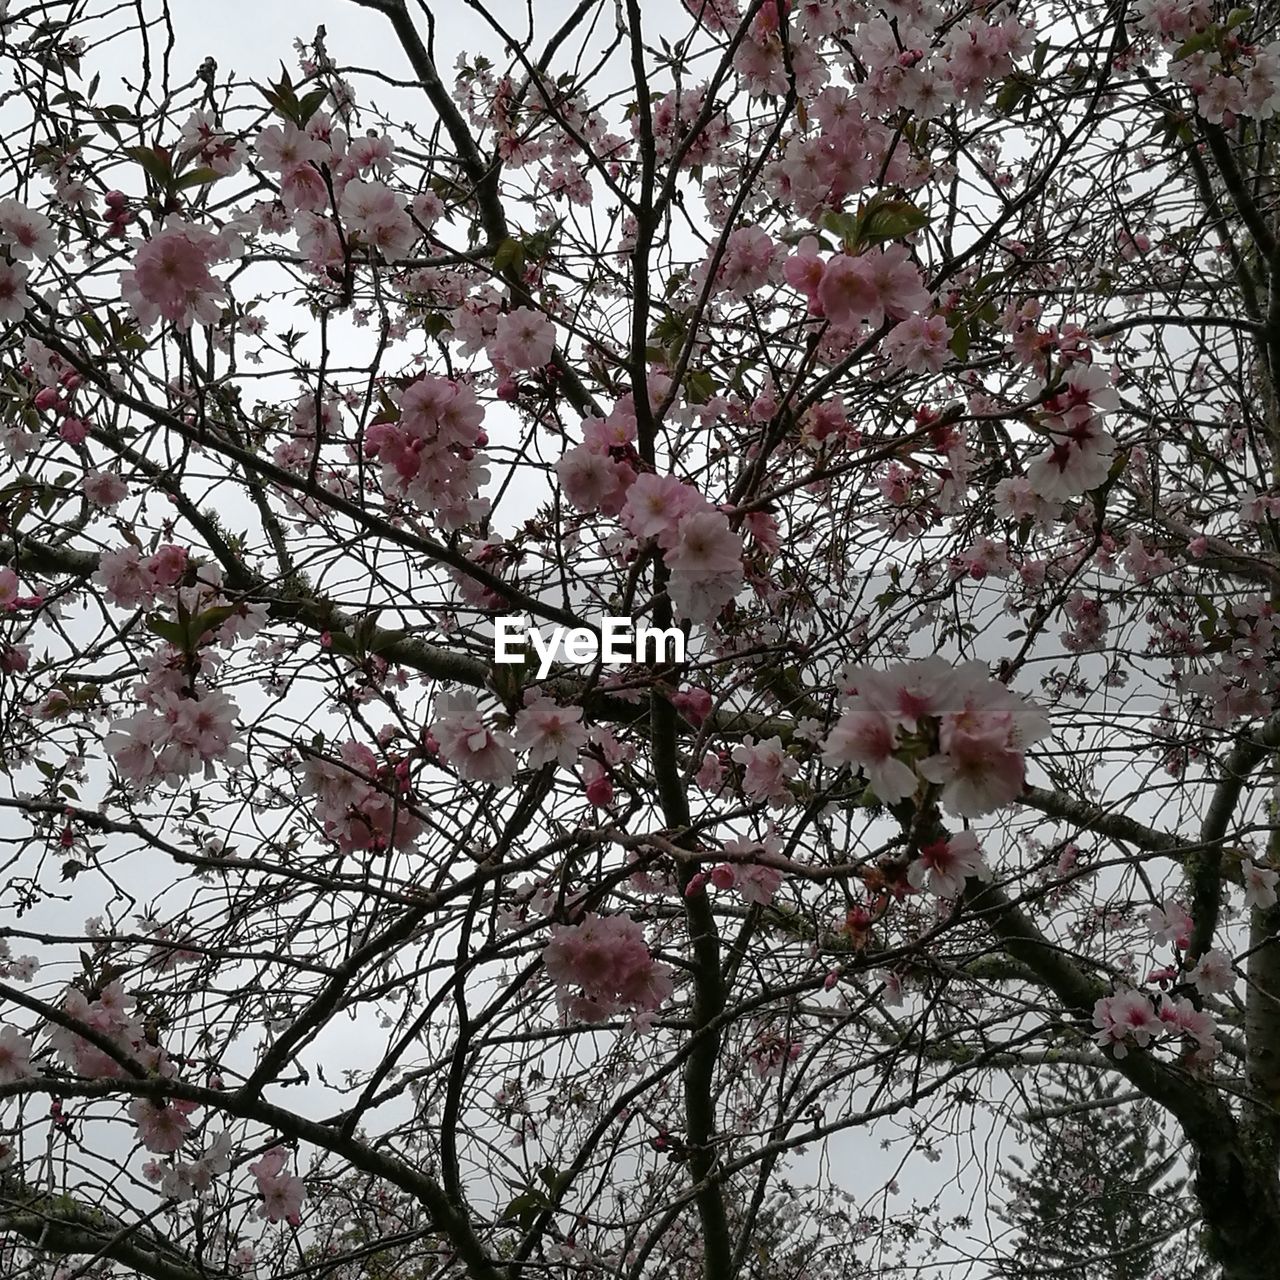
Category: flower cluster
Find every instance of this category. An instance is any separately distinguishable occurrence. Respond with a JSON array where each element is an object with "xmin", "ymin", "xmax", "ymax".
[
  {"xmin": 620, "ymin": 473, "xmax": 745, "ymax": 624},
  {"xmin": 142, "ymin": 1130, "xmax": 233, "ymax": 1202},
  {"xmin": 822, "ymin": 657, "xmax": 1049, "ymax": 816},
  {"xmin": 120, "ymin": 216, "xmax": 239, "ymax": 330},
  {"xmin": 249, "ymin": 1146, "xmax": 307, "ymax": 1225},
  {"xmin": 364, "ymin": 374, "xmax": 490, "ymax": 530},
  {"xmin": 542, "ymin": 913, "xmax": 674, "ymax": 1024},
  {"xmin": 301, "ymin": 738, "xmax": 424, "ymax": 854},
  {"xmin": 430, "ymin": 690, "xmax": 519, "ymax": 786},
  {"xmin": 1093, "ymin": 988, "xmax": 1220, "ymax": 1063}
]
